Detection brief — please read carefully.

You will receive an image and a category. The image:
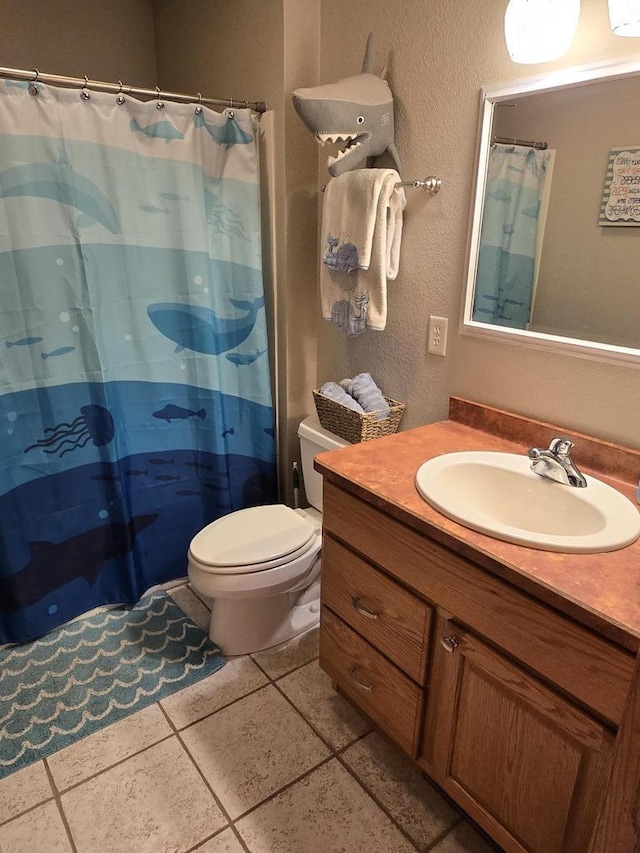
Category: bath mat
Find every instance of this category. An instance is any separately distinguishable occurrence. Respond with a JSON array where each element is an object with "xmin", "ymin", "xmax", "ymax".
[{"xmin": 0, "ymin": 590, "xmax": 225, "ymax": 779}]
